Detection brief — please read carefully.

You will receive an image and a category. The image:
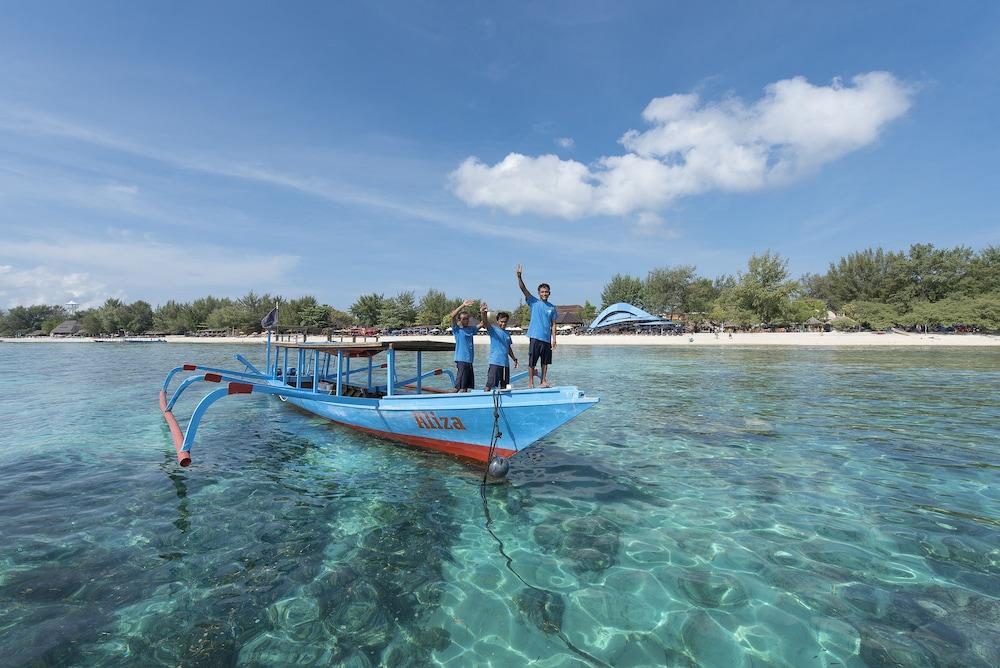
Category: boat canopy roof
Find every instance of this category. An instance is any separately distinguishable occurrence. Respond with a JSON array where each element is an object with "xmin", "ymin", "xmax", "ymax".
[{"xmin": 275, "ymin": 339, "xmax": 454, "ymax": 354}]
